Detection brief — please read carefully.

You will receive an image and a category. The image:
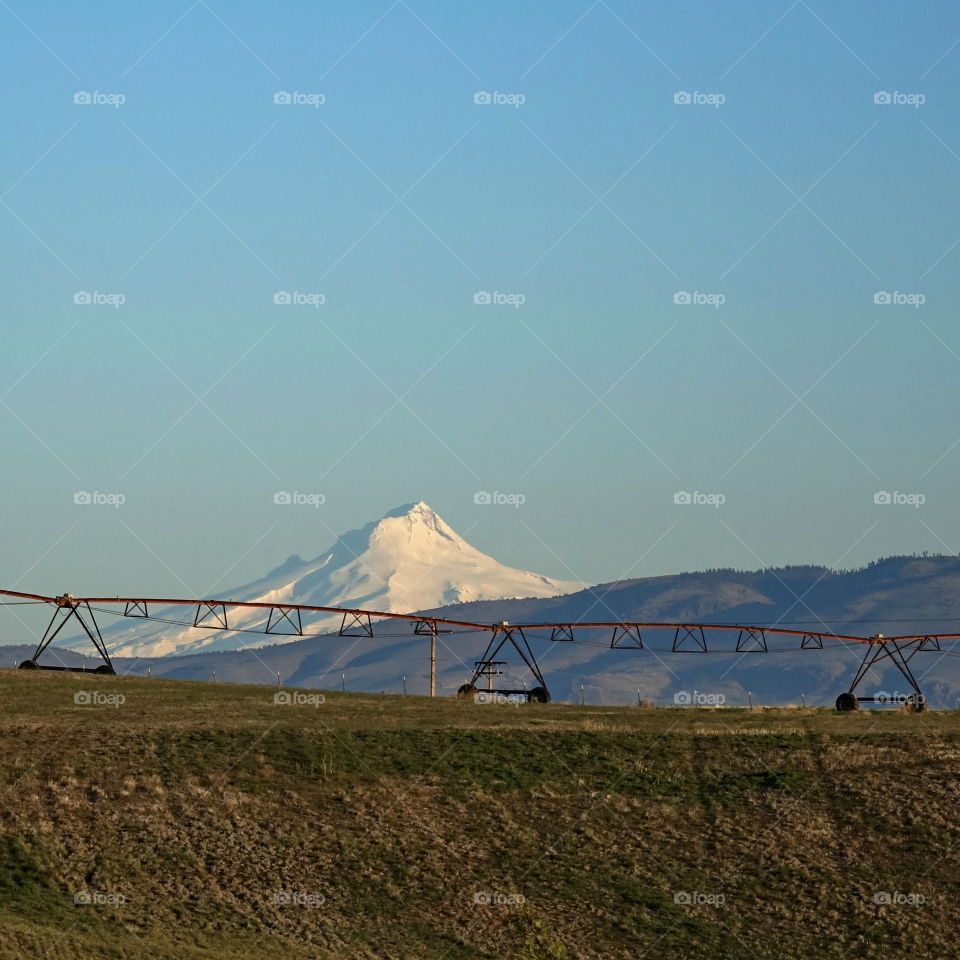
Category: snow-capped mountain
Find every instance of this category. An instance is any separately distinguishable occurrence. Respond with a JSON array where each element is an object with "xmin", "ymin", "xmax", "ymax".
[{"xmin": 92, "ymin": 502, "xmax": 584, "ymax": 658}]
